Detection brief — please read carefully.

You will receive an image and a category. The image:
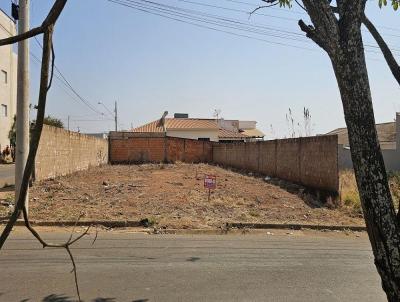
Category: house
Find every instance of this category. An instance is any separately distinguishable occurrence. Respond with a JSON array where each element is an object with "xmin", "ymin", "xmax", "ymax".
[
  {"xmin": 131, "ymin": 112, "xmax": 265, "ymax": 142},
  {"xmin": 0, "ymin": 9, "xmax": 17, "ymax": 151},
  {"xmin": 326, "ymin": 113, "xmax": 400, "ymax": 171},
  {"xmin": 85, "ymin": 132, "xmax": 108, "ymax": 139}
]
